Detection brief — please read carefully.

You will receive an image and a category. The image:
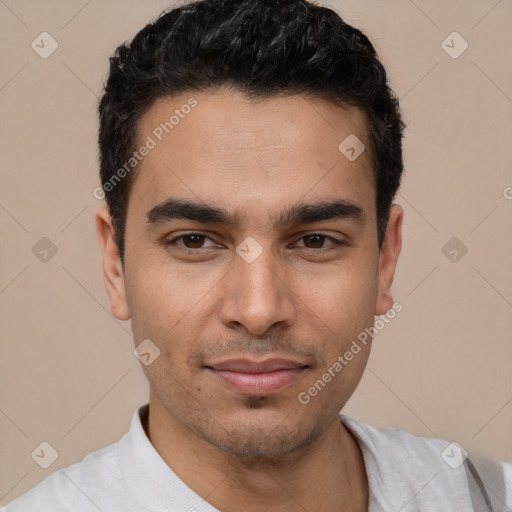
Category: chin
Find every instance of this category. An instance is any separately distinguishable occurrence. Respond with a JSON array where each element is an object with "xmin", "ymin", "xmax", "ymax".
[{"xmin": 190, "ymin": 407, "xmax": 327, "ymax": 460}]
